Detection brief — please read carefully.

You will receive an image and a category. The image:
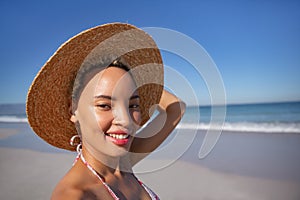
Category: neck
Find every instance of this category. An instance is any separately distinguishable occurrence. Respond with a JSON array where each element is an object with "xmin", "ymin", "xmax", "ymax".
[{"xmin": 81, "ymin": 146, "xmax": 132, "ymax": 179}]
